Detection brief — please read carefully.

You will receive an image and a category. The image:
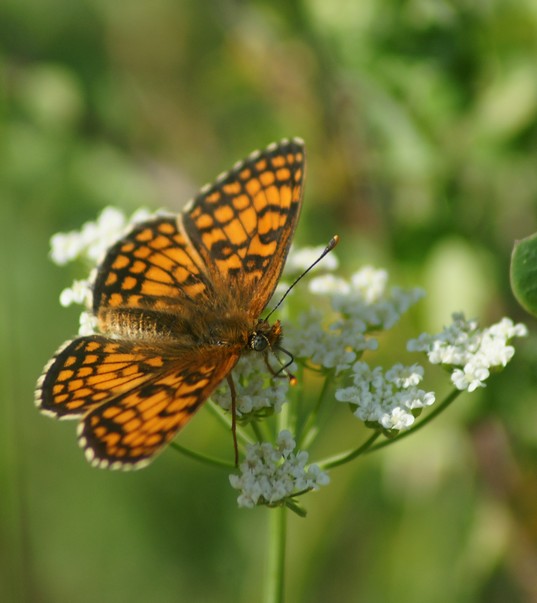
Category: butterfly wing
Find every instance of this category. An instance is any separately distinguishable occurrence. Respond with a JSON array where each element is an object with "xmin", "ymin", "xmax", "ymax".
[
  {"xmin": 182, "ymin": 137, "xmax": 305, "ymax": 317},
  {"xmin": 36, "ymin": 335, "xmax": 240, "ymax": 468},
  {"xmin": 91, "ymin": 138, "xmax": 305, "ymax": 328},
  {"xmin": 93, "ymin": 216, "xmax": 212, "ymax": 330}
]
